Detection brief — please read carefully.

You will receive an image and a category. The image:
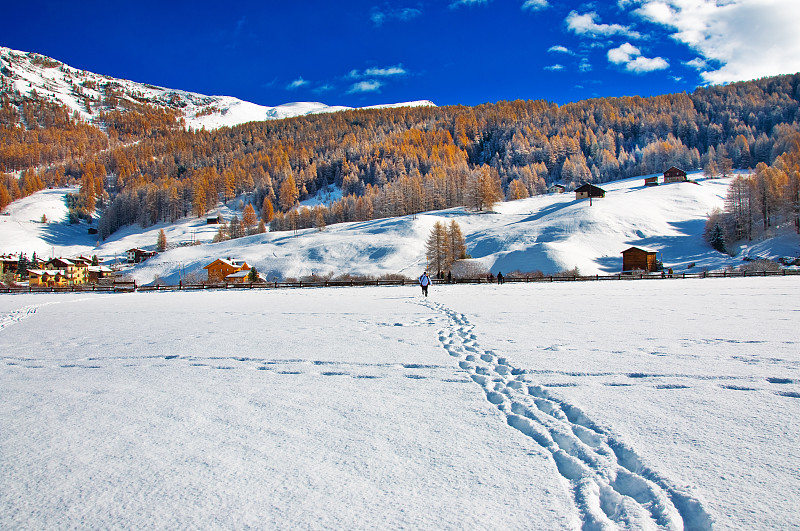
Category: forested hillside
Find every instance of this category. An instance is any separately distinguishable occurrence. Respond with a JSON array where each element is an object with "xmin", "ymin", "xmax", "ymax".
[{"xmin": 2, "ymin": 55, "xmax": 799, "ymax": 238}]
